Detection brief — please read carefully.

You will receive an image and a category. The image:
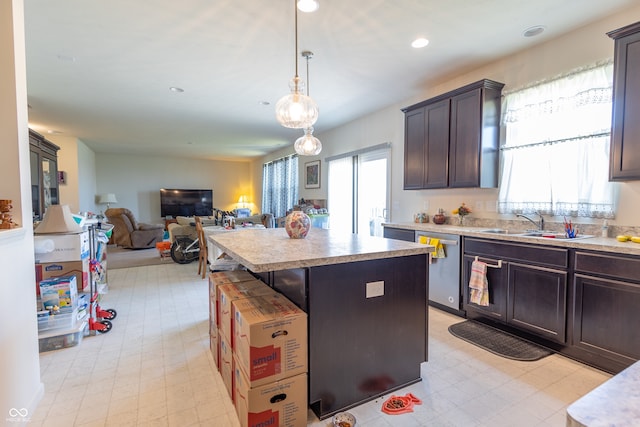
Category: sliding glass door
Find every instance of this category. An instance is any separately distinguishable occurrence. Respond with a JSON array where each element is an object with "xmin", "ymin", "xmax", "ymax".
[{"xmin": 327, "ymin": 144, "xmax": 390, "ymax": 236}]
